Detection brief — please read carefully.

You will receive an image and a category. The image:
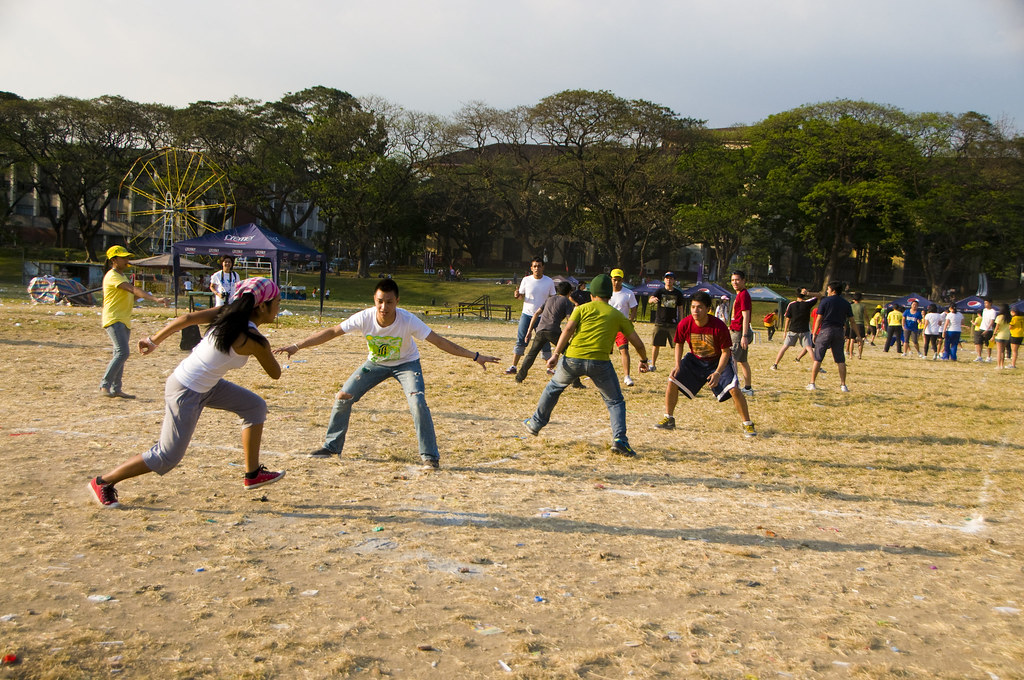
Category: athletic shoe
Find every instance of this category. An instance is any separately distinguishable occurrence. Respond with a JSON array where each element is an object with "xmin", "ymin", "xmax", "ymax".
[
  {"xmin": 89, "ymin": 477, "xmax": 120, "ymax": 508},
  {"xmin": 610, "ymin": 439, "xmax": 637, "ymax": 457},
  {"xmin": 244, "ymin": 466, "xmax": 285, "ymax": 490},
  {"xmin": 985, "ymin": 357, "xmax": 993, "ymax": 363},
  {"xmin": 840, "ymin": 385, "xmax": 850, "ymax": 392},
  {"xmin": 770, "ymin": 364, "xmax": 778, "ymax": 371},
  {"xmin": 973, "ymin": 357, "xmax": 984, "ymax": 363},
  {"xmin": 504, "ymin": 366, "xmax": 518, "ymax": 375},
  {"xmin": 819, "ymin": 367, "xmax": 826, "ymax": 373},
  {"xmin": 624, "ymin": 375, "xmax": 635, "ymax": 387},
  {"xmin": 918, "ymin": 353, "xmax": 924, "ymax": 358},
  {"xmin": 654, "ymin": 415, "xmax": 676, "ymax": 430},
  {"xmin": 805, "ymin": 383, "xmax": 817, "ymax": 391},
  {"xmin": 742, "ymin": 422, "xmax": 757, "ymax": 438},
  {"xmin": 740, "ymin": 387, "xmax": 754, "ymax": 397},
  {"xmin": 309, "ymin": 447, "xmax": 337, "ymax": 458},
  {"xmin": 523, "ymin": 418, "xmax": 539, "ymax": 436},
  {"xmin": 570, "ymin": 380, "xmax": 586, "ymax": 389},
  {"xmin": 647, "ymin": 364, "xmax": 656, "ymax": 372},
  {"xmin": 103, "ymin": 390, "xmax": 136, "ymax": 399},
  {"xmin": 420, "ymin": 456, "xmax": 440, "ymax": 469}
]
